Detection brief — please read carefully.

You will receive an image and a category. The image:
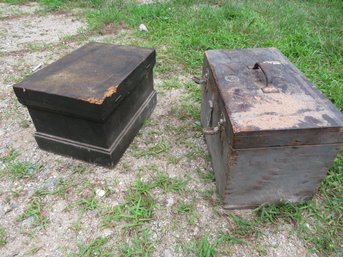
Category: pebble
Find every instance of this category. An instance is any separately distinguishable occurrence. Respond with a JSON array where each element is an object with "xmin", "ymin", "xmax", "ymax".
[
  {"xmin": 102, "ymin": 228, "xmax": 113, "ymax": 237},
  {"xmin": 166, "ymin": 197, "xmax": 174, "ymax": 207},
  {"xmin": 139, "ymin": 23, "xmax": 148, "ymax": 32},
  {"xmin": 96, "ymin": 189, "xmax": 105, "ymax": 197},
  {"xmin": 22, "ymin": 216, "xmax": 34, "ymax": 228},
  {"xmin": 163, "ymin": 249, "xmax": 173, "ymax": 257}
]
